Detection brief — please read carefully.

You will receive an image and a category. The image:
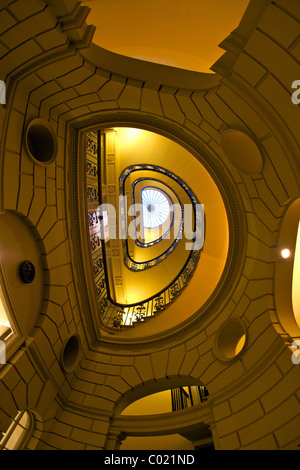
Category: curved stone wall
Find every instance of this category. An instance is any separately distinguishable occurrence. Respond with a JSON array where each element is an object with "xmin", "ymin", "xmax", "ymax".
[{"xmin": 0, "ymin": 0, "xmax": 299, "ymax": 450}]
